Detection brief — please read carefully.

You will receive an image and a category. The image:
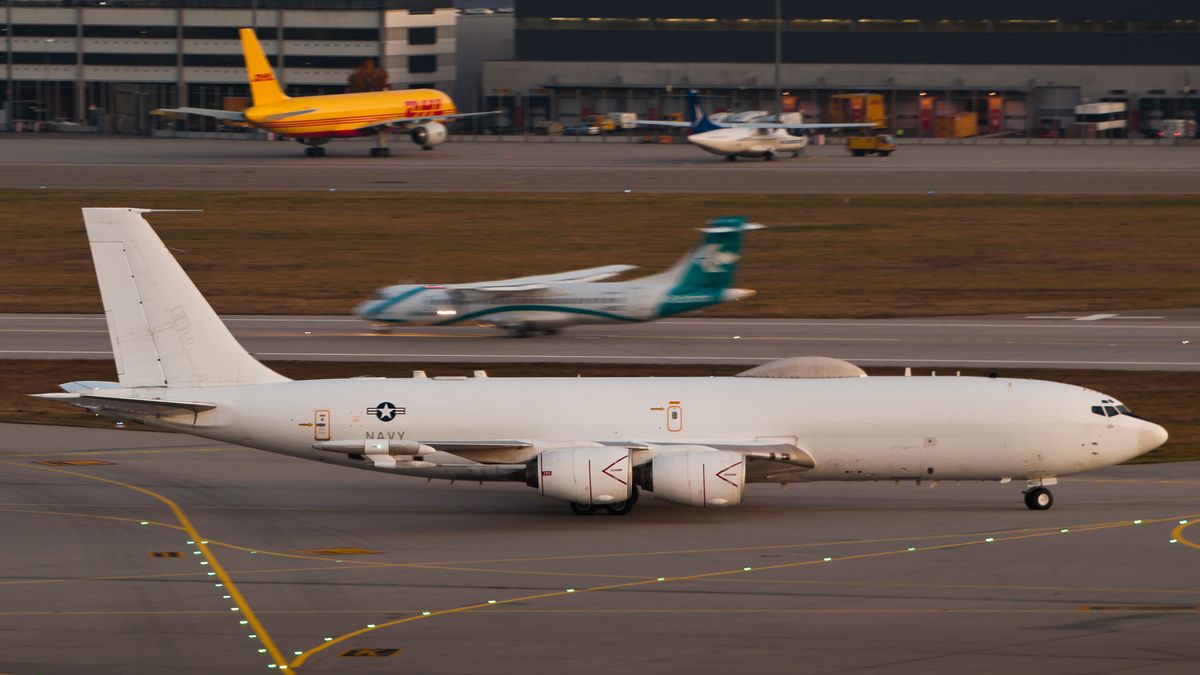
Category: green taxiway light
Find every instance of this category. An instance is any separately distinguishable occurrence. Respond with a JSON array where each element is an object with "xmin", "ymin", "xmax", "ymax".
[
  {"xmin": 566, "ymin": 589, "xmax": 575, "ymax": 593},
  {"xmin": 488, "ymin": 600, "xmax": 497, "ymax": 604},
  {"xmin": 294, "ymin": 651, "xmax": 303, "ymax": 656},
  {"xmin": 215, "ymin": 583, "xmax": 223, "ymax": 587},
  {"xmin": 186, "ymin": 540, "xmax": 195, "ymax": 545},
  {"xmin": 657, "ymin": 577, "xmax": 666, "ymax": 582},
  {"xmin": 1060, "ymin": 529, "xmax": 1069, "ymax": 533},
  {"xmin": 743, "ymin": 566, "xmax": 752, "ymax": 571},
  {"xmin": 1133, "ymin": 519, "xmax": 1143, "ymax": 524},
  {"xmin": 985, "ymin": 538, "xmax": 995, "ymax": 543},
  {"xmin": 258, "ymin": 649, "xmax": 266, "ymax": 654},
  {"xmin": 249, "ymin": 634, "xmax": 256, "ymax": 639},
  {"xmin": 823, "ymin": 557, "xmax": 832, "ymax": 562},
  {"xmin": 240, "ymin": 620, "xmax": 248, "ymax": 625},
  {"xmin": 207, "ymin": 572, "xmax": 216, "ymax": 576},
  {"xmin": 1180, "ymin": 520, "xmax": 1189, "ymax": 525},
  {"xmin": 324, "ymin": 637, "xmax": 333, "ymax": 641},
  {"xmin": 907, "ymin": 547, "xmax": 916, "ymax": 552},
  {"xmin": 1170, "ymin": 539, "xmax": 1178, "ymax": 544},
  {"xmin": 366, "ymin": 624, "xmax": 376, "ymax": 628}
]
